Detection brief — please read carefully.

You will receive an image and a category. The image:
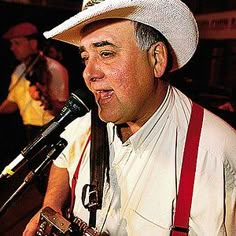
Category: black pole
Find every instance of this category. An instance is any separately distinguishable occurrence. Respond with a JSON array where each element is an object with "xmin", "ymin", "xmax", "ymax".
[{"xmin": 0, "ymin": 138, "xmax": 67, "ymax": 217}]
